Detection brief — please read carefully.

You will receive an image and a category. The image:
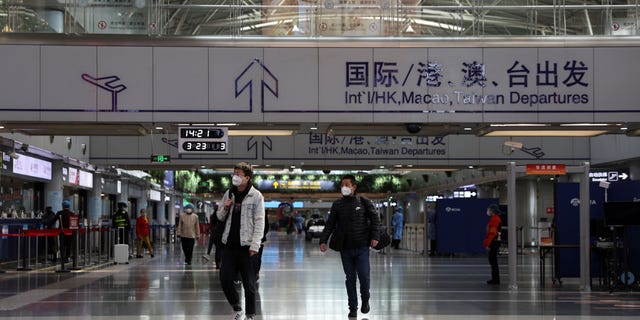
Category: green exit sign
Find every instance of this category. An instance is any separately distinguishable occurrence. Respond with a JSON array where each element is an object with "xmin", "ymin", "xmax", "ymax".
[{"xmin": 150, "ymin": 155, "xmax": 171, "ymax": 163}]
